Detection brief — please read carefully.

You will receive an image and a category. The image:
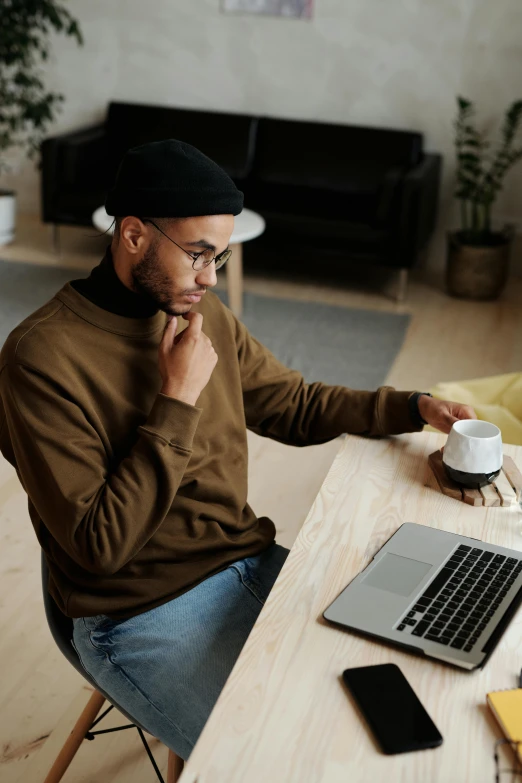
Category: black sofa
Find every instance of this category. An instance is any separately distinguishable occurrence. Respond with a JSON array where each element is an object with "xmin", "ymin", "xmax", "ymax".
[{"xmin": 41, "ymin": 101, "xmax": 442, "ymax": 296}]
